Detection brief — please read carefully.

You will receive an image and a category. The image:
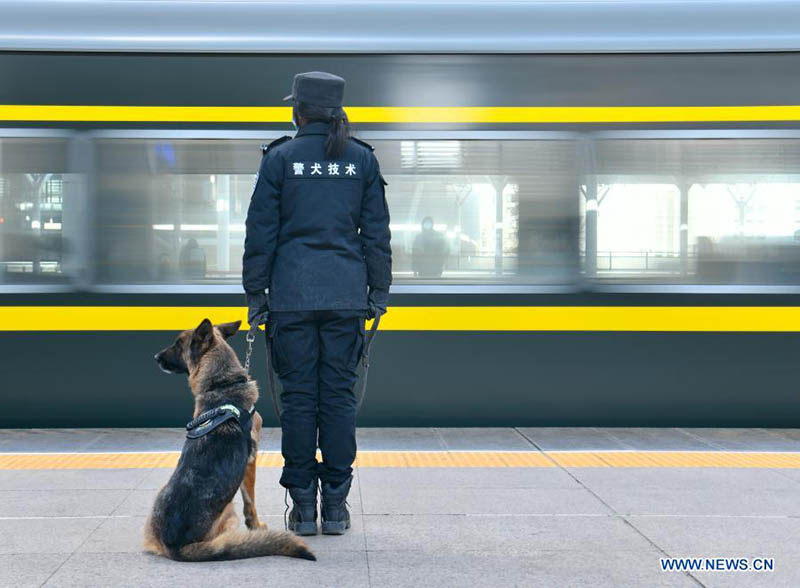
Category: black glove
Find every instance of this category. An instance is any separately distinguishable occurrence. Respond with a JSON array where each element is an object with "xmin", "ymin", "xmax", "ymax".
[
  {"xmin": 367, "ymin": 288, "xmax": 389, "ymax": 320},
  {"xmin": 246, "ymin": 290, "xmax": 269, "ymax": 326}
]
